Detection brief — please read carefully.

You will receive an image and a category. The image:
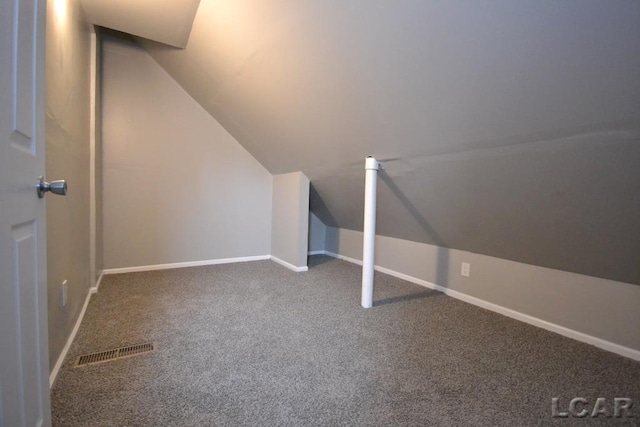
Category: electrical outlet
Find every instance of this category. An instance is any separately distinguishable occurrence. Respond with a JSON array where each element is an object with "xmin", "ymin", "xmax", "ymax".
[
  {"xmin": 61, "ymin": 280, "xmax": 68, "ymax": 307},
  {"xmin": 461, "ymin": 262, "xmax": 470, "ymax": 277}
]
